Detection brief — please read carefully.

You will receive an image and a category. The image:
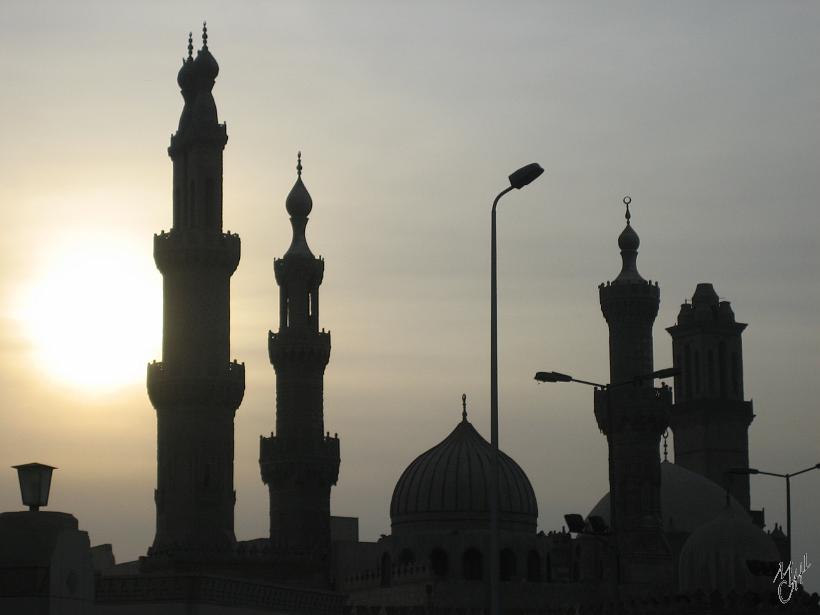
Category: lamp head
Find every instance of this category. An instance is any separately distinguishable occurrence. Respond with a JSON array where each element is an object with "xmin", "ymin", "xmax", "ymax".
[
  {"xmin": 534, "ymin": 371, "xmax": 572, "ymax": 383},
  {"xmin": 12, "ymin": 463, "xmax": 56, "ymax": 512},
  {"xmin": 588, "ymin": 515, "xmax": 609, "ymax": 534},
  {"xmin": 563, "ymin": 513, "xmax": 586, "ymax": 533},
  {"xmin": 508, "ymin": 163, "xmax": 544, "ymax": 189},
  {"xmin": 651, "ymin": 367, "xmax": 680, "ymax": 380}
]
